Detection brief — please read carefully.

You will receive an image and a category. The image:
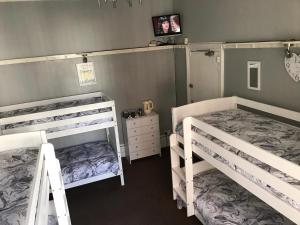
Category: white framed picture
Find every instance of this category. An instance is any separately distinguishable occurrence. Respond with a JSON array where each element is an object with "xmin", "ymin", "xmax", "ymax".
[
  {"xmin": 247, "ymin": 61, "xmax": 261, "ymax": 91},
  {"xmin": 76, "ymin": 62, "xmax": 97, "ymax": 86}
]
